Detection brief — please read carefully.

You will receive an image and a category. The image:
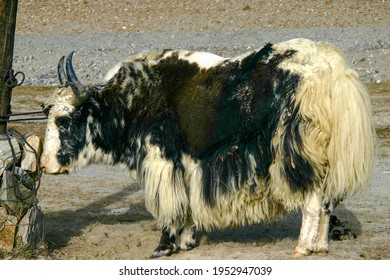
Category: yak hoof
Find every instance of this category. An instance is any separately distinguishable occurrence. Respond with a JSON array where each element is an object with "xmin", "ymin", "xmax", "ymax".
[
  {"xmin": 151, "ymin": 228, "xmax": 179, "ymax": 258},
  {"xmin": 151, "ymin": 243, "xmax": 178, "ymax": 259},
  {"xmin": 151, "ymin": 249, "xmax": 173, "ymax": 259},
  {"xmin": 292, "ymin": 249, "xmax": 313, "ymax": 259},
  {"xmin": 316, "ymin": 248, "xmax": 329, "ymax": 254},
  {"xmin": 291, "ymin": 251, "xmax": 305, "ymax": 259},
  {"xmin": 180, "ymin": 244, "xmax": 194, "ymax": 251}
]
